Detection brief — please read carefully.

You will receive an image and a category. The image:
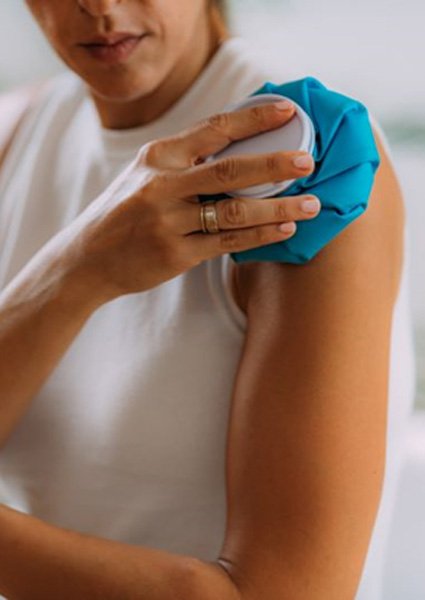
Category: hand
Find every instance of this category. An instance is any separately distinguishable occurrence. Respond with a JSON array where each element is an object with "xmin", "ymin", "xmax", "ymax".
[{"xmin": 67, "ymin": 101, "xmax": 318, "ymax": 300}]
